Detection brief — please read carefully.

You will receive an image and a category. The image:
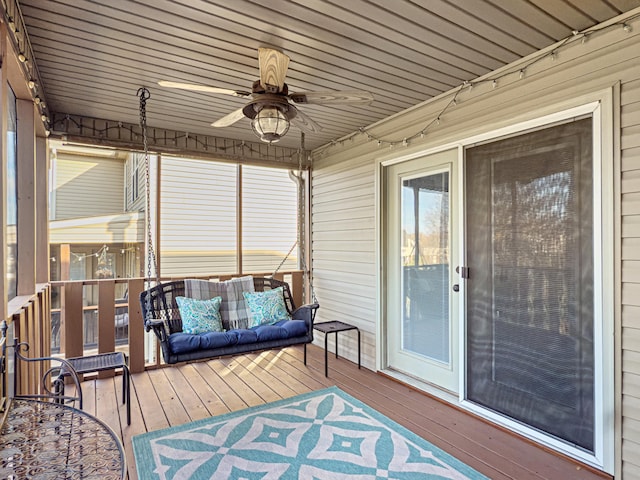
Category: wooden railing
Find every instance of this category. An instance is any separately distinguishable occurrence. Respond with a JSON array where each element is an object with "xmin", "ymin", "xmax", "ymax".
[
  {"xmin": 4, "ymin": 284, "xmax": 52, "ymax": 397},
  {"xmin": 49, "ymin": 270, "xmax": 305, "ymax": 373}
]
